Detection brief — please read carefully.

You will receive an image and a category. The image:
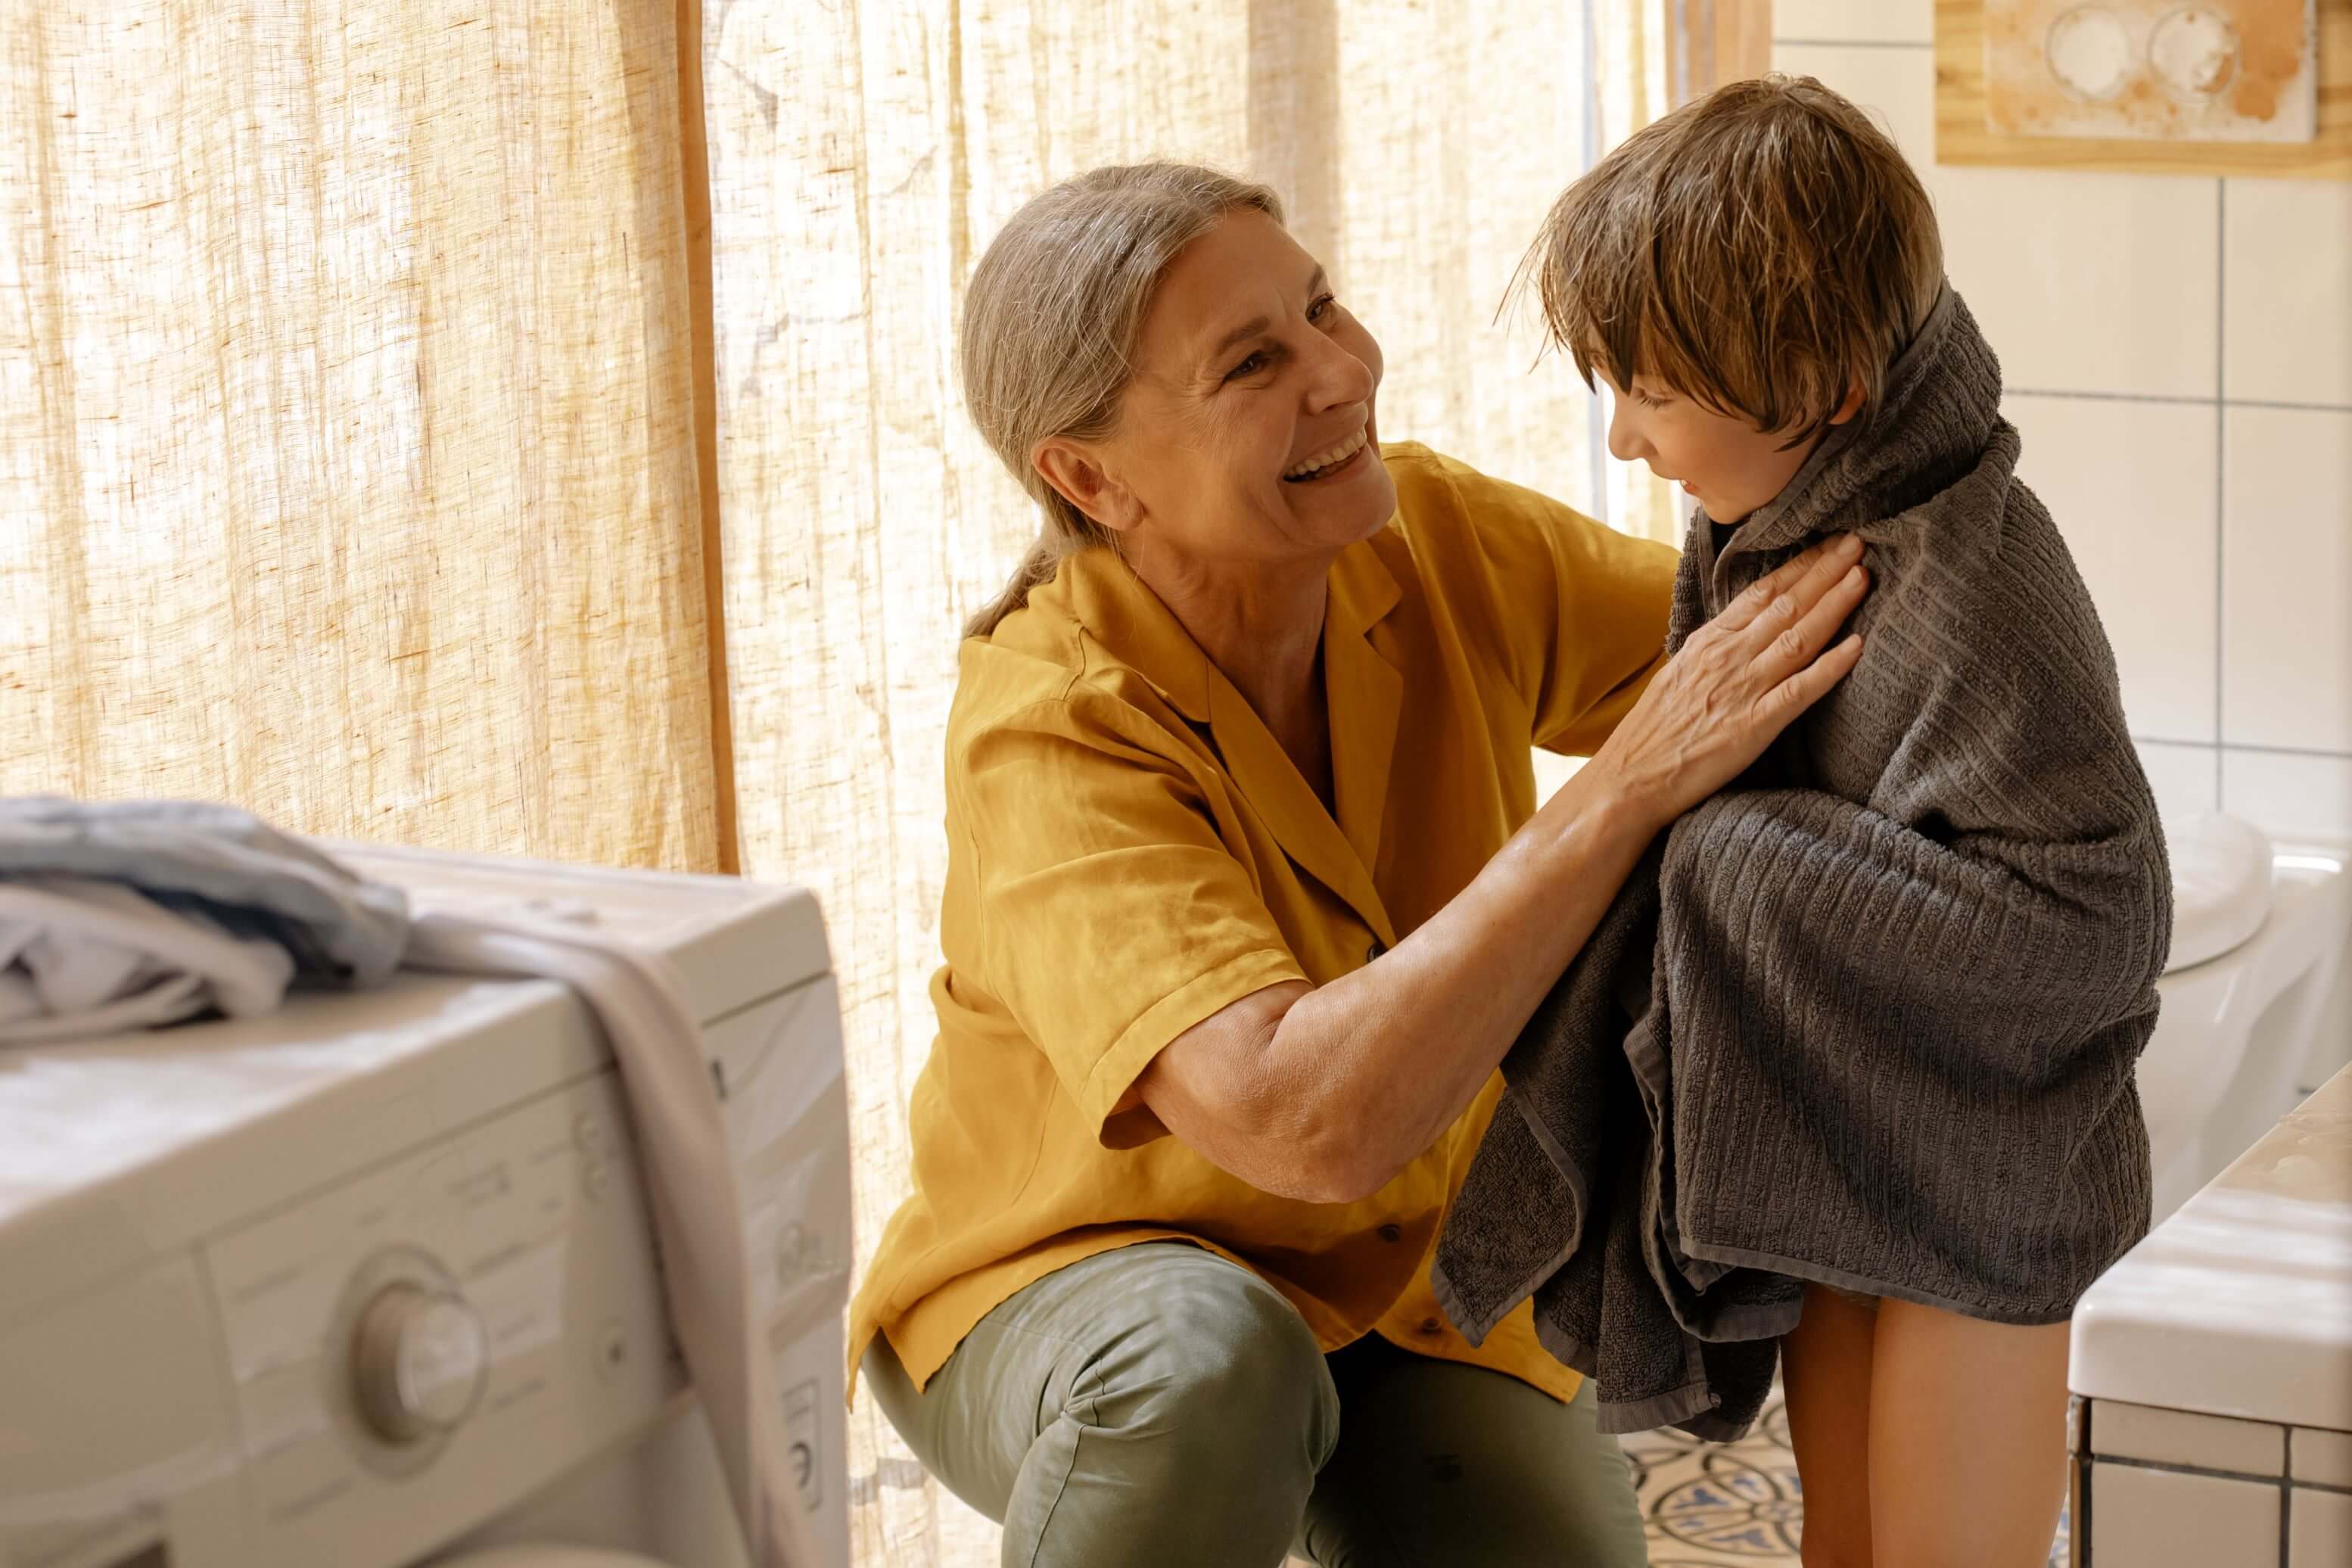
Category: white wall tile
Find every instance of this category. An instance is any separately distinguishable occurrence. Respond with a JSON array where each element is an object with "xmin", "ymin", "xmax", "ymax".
[
  {"xmin": 2139, "ymin": 741, "xmax": 2221, "ymax": 825},
  {"xmin": 2224, "ymin": 179, "xmax": 2352, "ymax": 409},
  {"xmin": 1933, "ymin": 169, "xmax": 2220, "ymax": 399},
  {"xmin": 2293, "ymin": 1426, "xmax": 2352, "ymax": 1489},
  {"xmin": 2011, "ymin": 395, "xmax": 2218, "ymax": 742},
  {"xmin": 2291, "ymin": 1486, "xmax": 2352, "ymax": 1568},
  {"xmin": 2092, "ymin": 1399, "xmax": 2285, "ymax": 1475},
  {"xmin": 2091, "ymin": 1462, "xmax": 2282, "ymax": 1566},
  {"xmin": 2223, "ymin": 751, "xmax": 2352, "ymax": 842},
  {"xmin": 1769, "ymin": 41, "xmax": 1936, "ymax": 168},
  {"xmin": 1775, "ymin": 0, "xmax": 1934, "ymax": 45},
  {"xmin": 2221, "ymin": 406, "xmax": 2352, "ymax": 752}
]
